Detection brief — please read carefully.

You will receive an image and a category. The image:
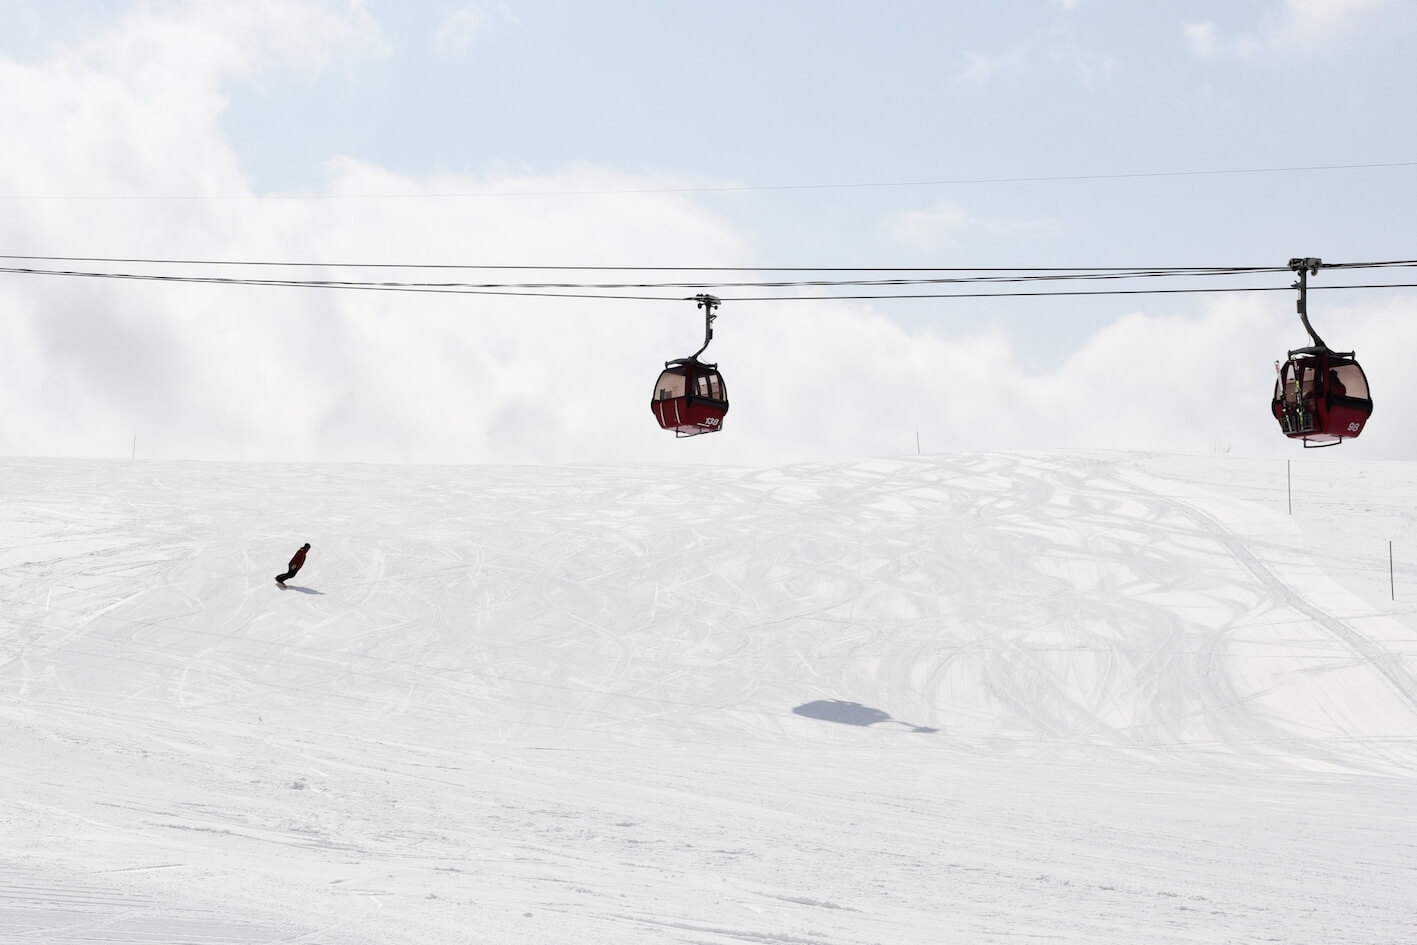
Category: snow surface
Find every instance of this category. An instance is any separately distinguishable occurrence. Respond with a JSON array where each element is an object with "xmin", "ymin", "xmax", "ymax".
[{"xmin": 3, "ymin": 450, "xmax": 1416, "ymax": 944}]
